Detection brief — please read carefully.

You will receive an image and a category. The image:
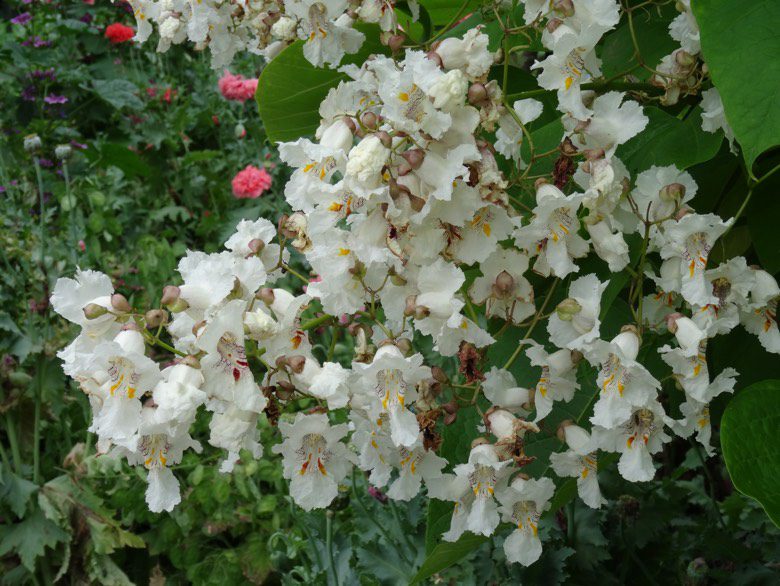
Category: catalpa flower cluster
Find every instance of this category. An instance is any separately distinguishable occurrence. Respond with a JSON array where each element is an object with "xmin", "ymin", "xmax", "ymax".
[
  {"xmin": 124, "ymin": 0, "xmax": 404, "ymax": 68},
  {"xmin": 54, "ymin": 2, "xmax": 778, "ymax": 568}
]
